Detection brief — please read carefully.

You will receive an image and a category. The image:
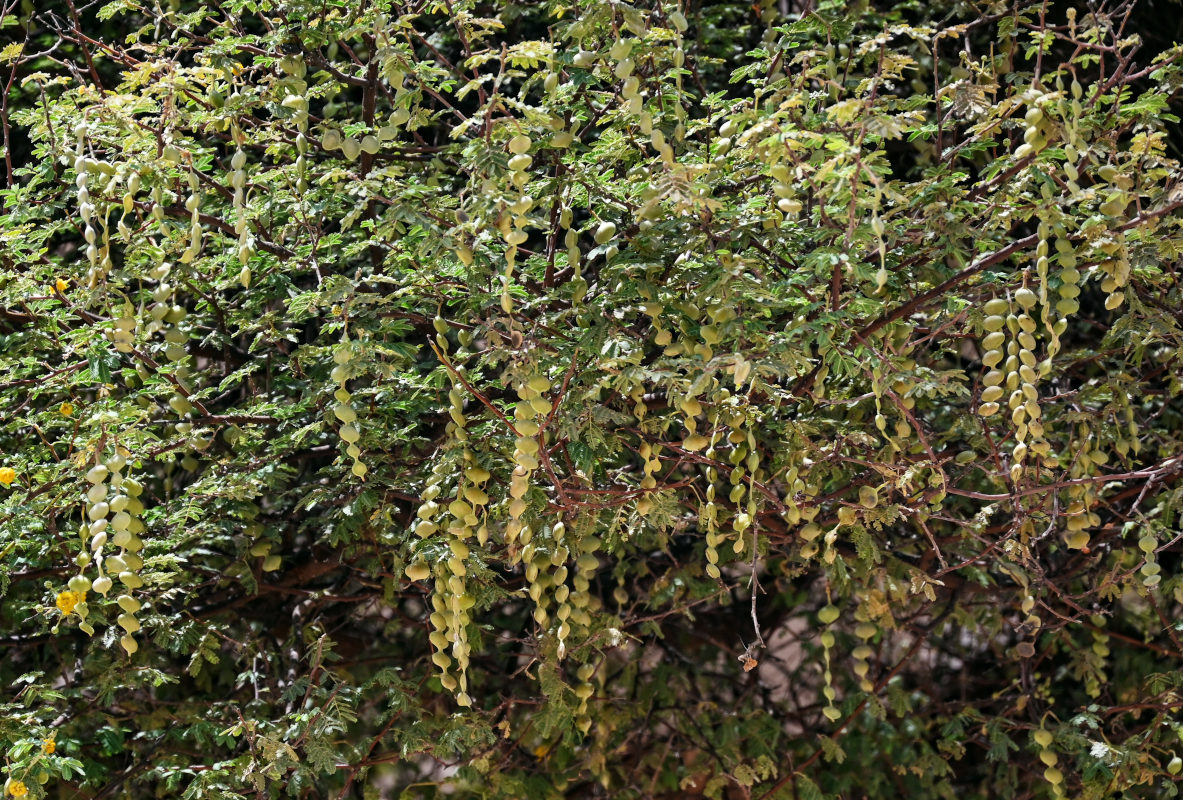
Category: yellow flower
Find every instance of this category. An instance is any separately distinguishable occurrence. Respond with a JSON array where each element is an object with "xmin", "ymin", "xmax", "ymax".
[
  {"xmin": 6, "ymin": 780, "xmax": 28, "ymax": 798},
  {"xmin": 42, "ymin": 737, "xmax": 56, "ymax": 754},
  {"xmin": 0, "ymin": 467, "xmax": 14, "ymax": 486},
  {"xmin": 60, "ymin": 402, "xmax": 74, "ymax": 417},
  {"xmin": 55, "ymin": 278, "xmax": 68, "ymax": 292},
  {"xmin": 55, "ymin": 591, "xmax": 81, "ymax": 615}
]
